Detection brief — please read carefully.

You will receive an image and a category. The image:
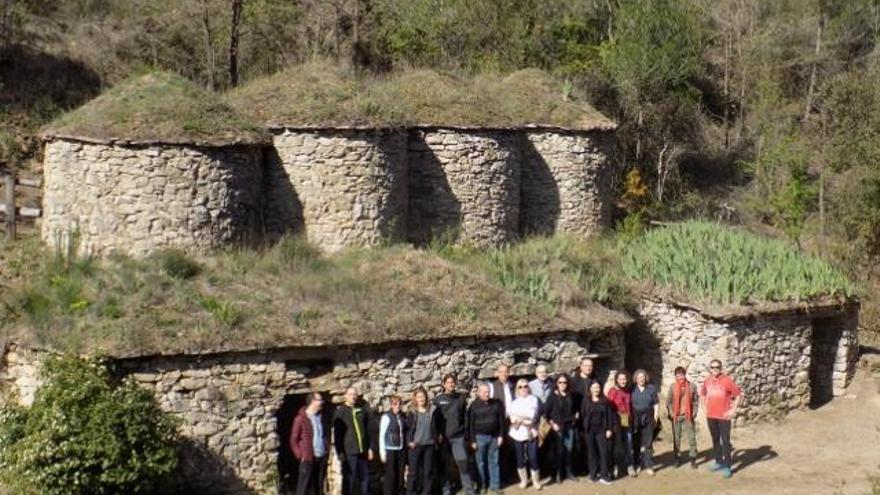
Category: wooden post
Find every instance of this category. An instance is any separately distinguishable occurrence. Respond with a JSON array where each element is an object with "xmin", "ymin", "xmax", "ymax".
[{"xmin": 3, "ymin": 174, "xmax": 14, "ymax": 239}]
